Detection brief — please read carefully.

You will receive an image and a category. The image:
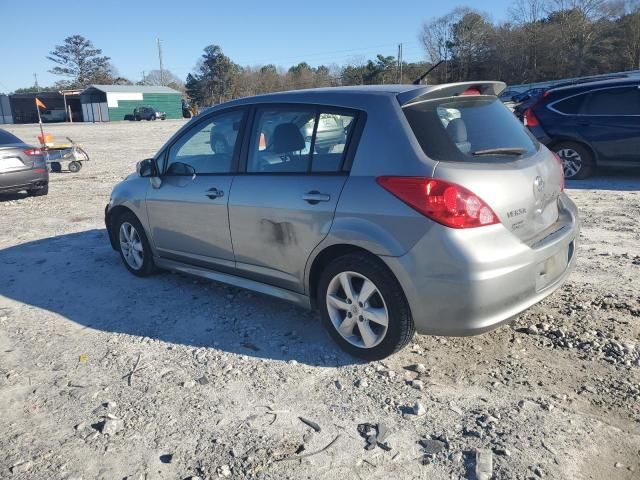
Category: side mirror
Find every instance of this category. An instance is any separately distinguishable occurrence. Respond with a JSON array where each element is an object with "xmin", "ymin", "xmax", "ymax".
[
  {"xmin": 137, "ymin": 158, "xmax": 157, "ymax": 178},
  {"xmin": 166, "ymin": 161, "xmax": 196, "ymax": 177}
]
